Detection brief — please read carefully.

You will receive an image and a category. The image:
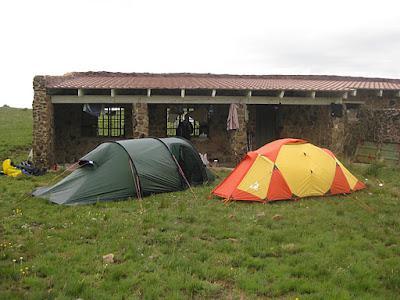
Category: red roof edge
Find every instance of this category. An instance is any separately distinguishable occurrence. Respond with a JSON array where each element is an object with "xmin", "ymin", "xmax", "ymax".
[{"xmin": 52, "ymin": 71, "xmax": 400, "ymax": 83}]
